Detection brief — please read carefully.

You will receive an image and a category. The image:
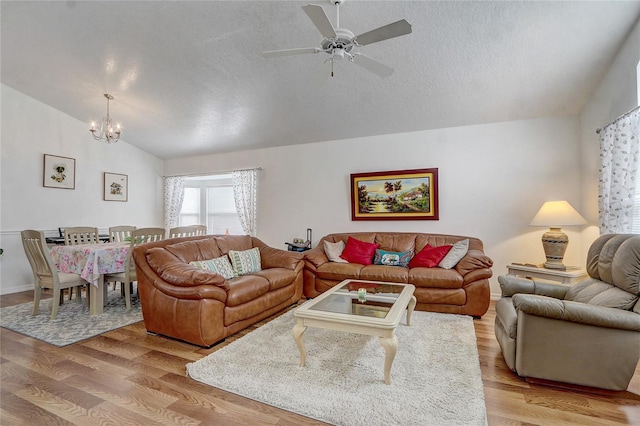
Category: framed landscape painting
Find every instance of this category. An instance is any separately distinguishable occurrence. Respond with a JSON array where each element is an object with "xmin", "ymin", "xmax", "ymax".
[
  {"xmin": 43, "ymin": 154, "xmax": 76, "ymax": 189},
  {"xmin": 104, "ymin": 172, "xmax": 128, "ymax": 202},
  {"xmin": 351, "ymin": 168, "xmax": 439, "ymax": 221}
]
